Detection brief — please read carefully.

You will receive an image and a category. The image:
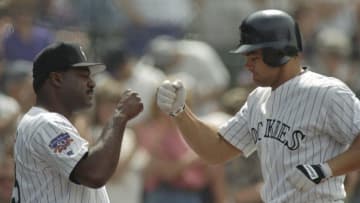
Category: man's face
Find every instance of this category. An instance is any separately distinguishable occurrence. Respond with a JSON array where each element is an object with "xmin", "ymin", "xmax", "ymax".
[
  {"xmin": 243, "ymin": 50, "xmax": 282, "ymax": 87},
  {"xmin": 60, "ymin": 68, "xmax": 95, "ymax": 111}
]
